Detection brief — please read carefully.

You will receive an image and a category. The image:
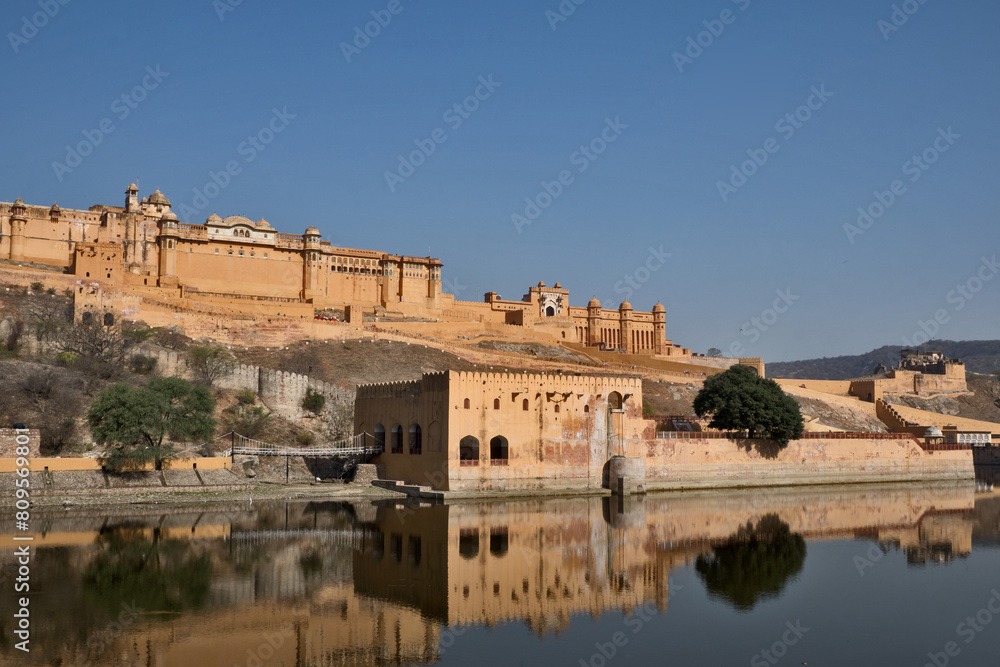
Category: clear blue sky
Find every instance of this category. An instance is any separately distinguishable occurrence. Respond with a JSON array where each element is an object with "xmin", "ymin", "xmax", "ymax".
[{"xmin": 3, "ymin": 0, "xmax": 997, "ymax": 362}]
